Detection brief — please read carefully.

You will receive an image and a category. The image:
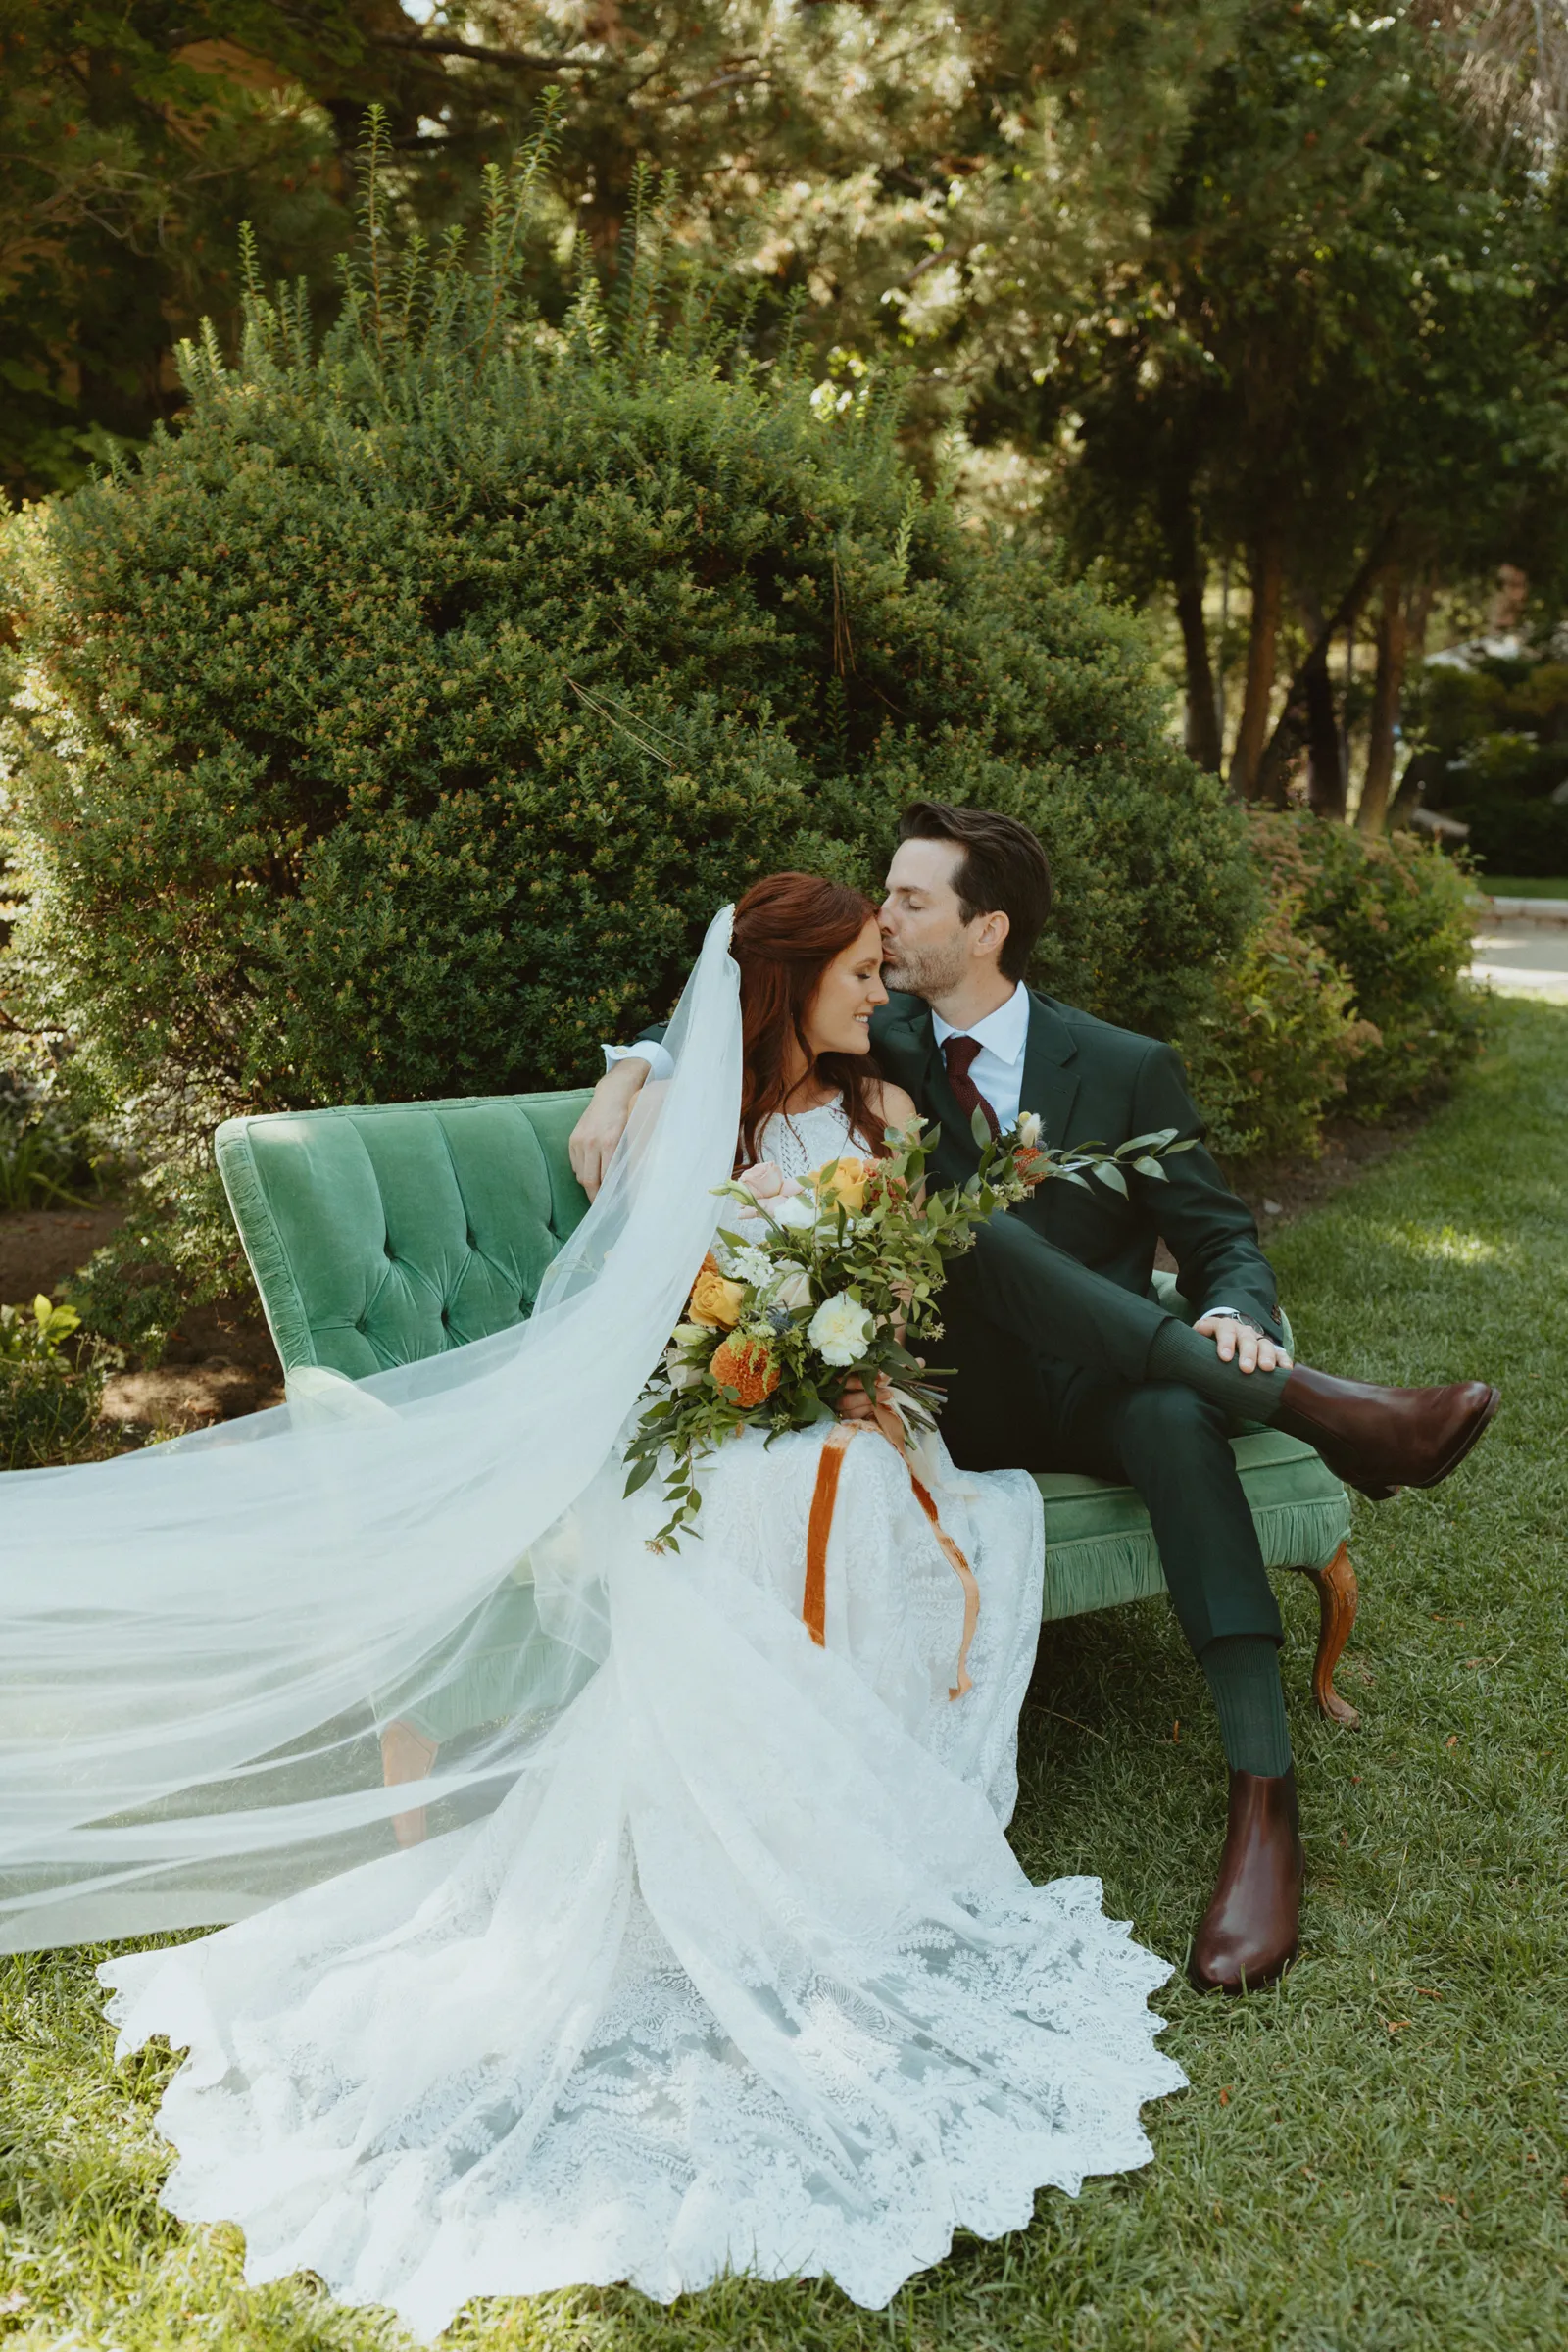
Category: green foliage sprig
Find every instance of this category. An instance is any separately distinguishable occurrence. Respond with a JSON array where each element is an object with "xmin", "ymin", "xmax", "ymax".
[{"xmin": 0, "ymin": 1293, "xmax": 103, "ymax": 1471}]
